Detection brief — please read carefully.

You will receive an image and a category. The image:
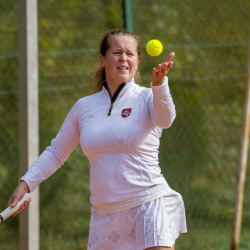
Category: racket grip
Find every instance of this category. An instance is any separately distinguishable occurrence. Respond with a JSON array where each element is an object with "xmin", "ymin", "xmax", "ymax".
[{"xmin": 0, "ymin": 193, "xmax": 32, "ymax": 223}]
